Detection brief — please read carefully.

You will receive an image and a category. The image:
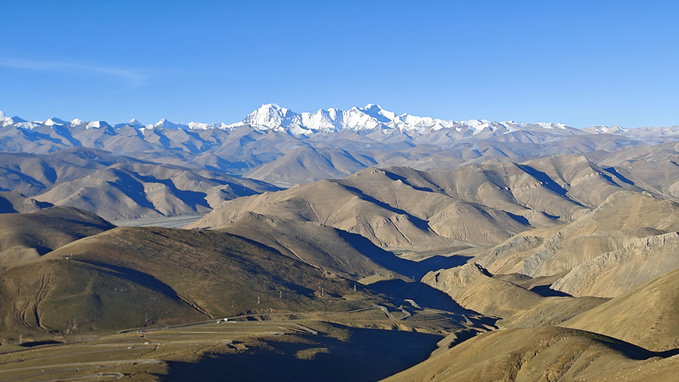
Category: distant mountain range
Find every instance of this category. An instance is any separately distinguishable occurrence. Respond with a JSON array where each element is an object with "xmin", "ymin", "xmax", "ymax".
[
  {"xmin": 1, "ymin": 105, "xmax": 574, "ymax": 133},
  {"xmin": 2, "ymin": 104, "xmax": 678, "ymax": 188},
  {"xmin": 2, "ymin": 104, "xmax": 678, "ymax": 136}
]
